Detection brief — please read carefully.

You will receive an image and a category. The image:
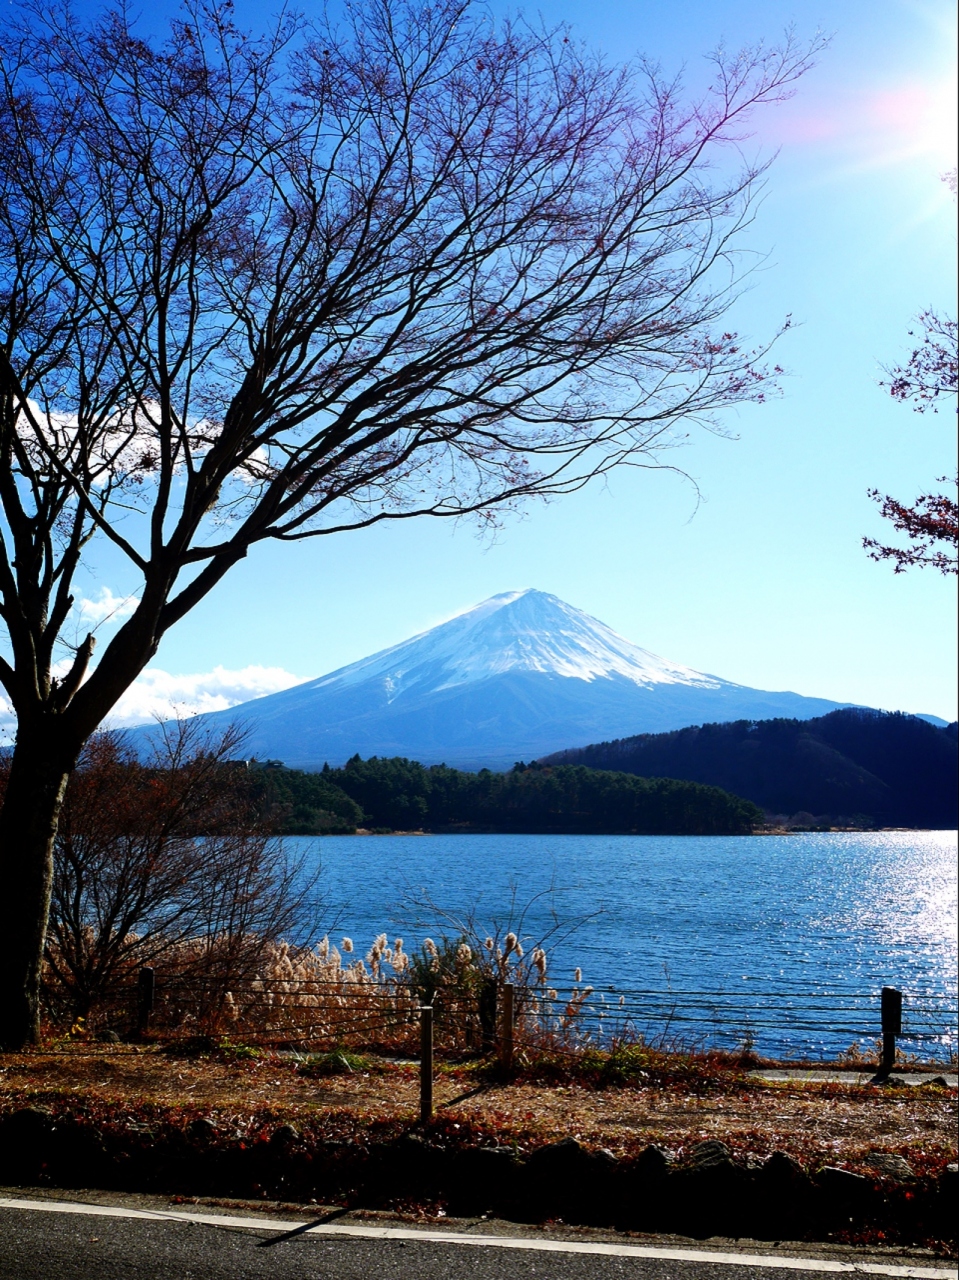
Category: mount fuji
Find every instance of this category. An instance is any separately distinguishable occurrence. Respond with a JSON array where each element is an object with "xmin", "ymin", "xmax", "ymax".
[{"xmin": 154, "ymin": 589, "xmax": 865, "ymax": 770}]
